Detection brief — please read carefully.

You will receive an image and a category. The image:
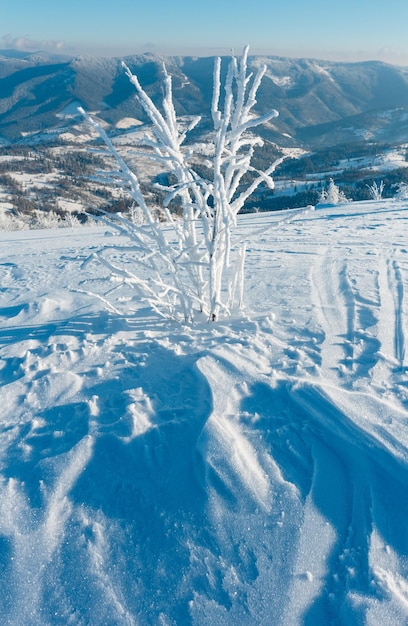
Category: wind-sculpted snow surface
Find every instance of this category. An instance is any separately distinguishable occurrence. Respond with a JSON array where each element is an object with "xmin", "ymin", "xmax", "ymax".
[{"xmin": 1, "ymin": 201, "xmax": 408, "ymax": 624}]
